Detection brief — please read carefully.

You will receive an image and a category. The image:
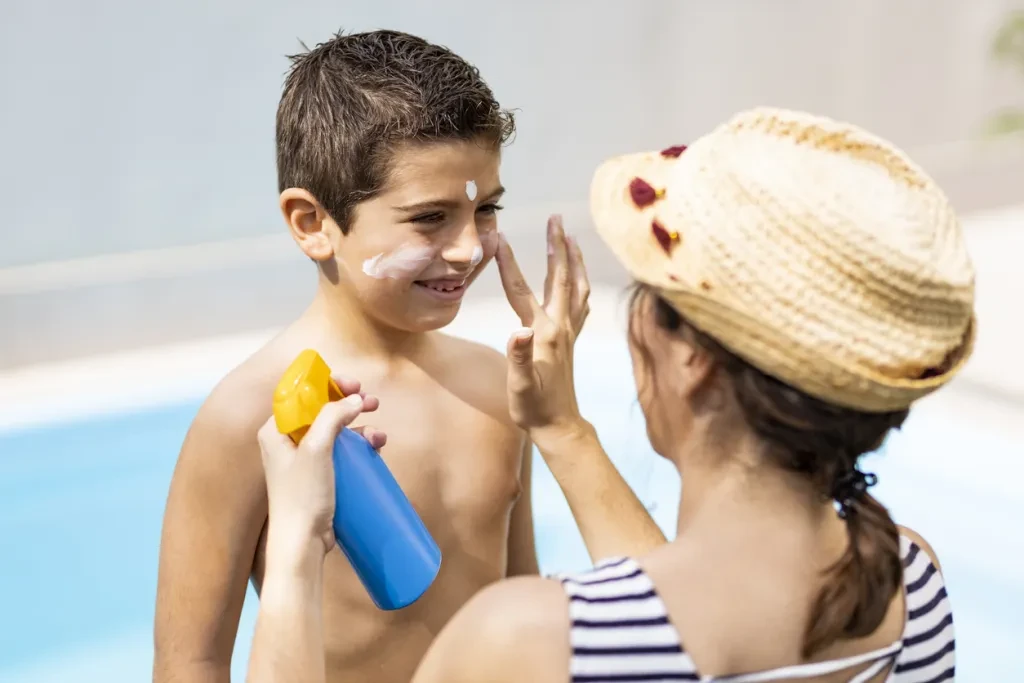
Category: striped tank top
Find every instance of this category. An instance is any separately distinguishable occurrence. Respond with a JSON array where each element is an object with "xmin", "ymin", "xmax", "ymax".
[{"xmin": 558, "ymin": 535, "xmax": 954, "ymax": 682}]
